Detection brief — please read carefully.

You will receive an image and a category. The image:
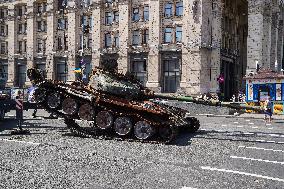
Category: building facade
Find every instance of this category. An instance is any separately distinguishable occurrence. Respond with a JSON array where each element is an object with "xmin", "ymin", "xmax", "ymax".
[{"xmin": 0, "ymin": 0, "xmax": 283, "ymax": 98}]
